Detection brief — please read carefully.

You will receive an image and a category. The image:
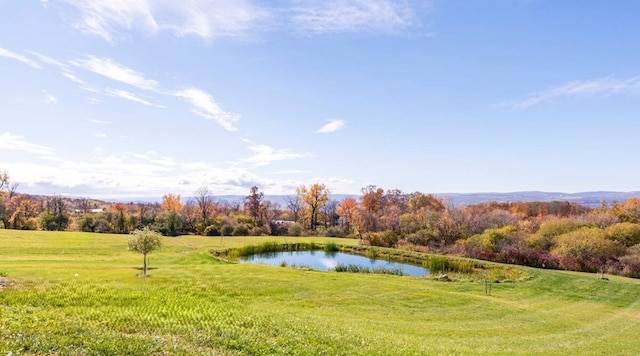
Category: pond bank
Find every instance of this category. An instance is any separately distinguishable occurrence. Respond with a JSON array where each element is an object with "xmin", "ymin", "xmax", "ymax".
[{"xmin": 210, "ymin": 241, "xmax": 529, "ymax": 281}]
